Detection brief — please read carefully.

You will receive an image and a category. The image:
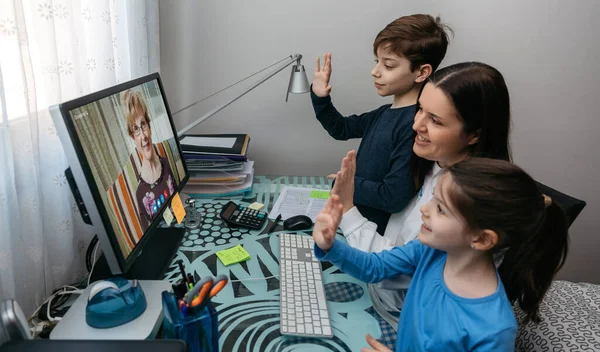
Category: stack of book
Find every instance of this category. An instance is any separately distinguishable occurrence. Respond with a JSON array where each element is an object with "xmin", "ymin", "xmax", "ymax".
[{"xmin": 179, "ymin": 134, "xmax": 254, "ymax": 198}]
